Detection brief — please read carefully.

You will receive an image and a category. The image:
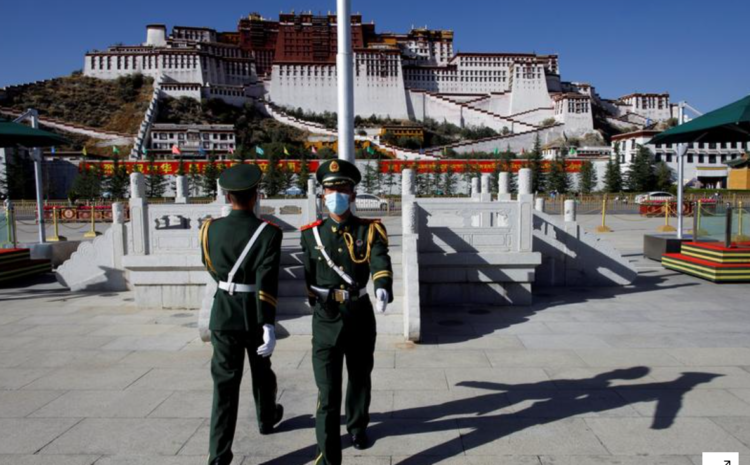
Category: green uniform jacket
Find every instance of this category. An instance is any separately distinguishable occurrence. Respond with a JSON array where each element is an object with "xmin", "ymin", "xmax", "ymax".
[
  {"xmin": 300, "ymin": 216, "xmax": 393, "ymax": 302},
  {"xmin": 200, "ymin": 210, "xmax": 282, "ymax": 330}
]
